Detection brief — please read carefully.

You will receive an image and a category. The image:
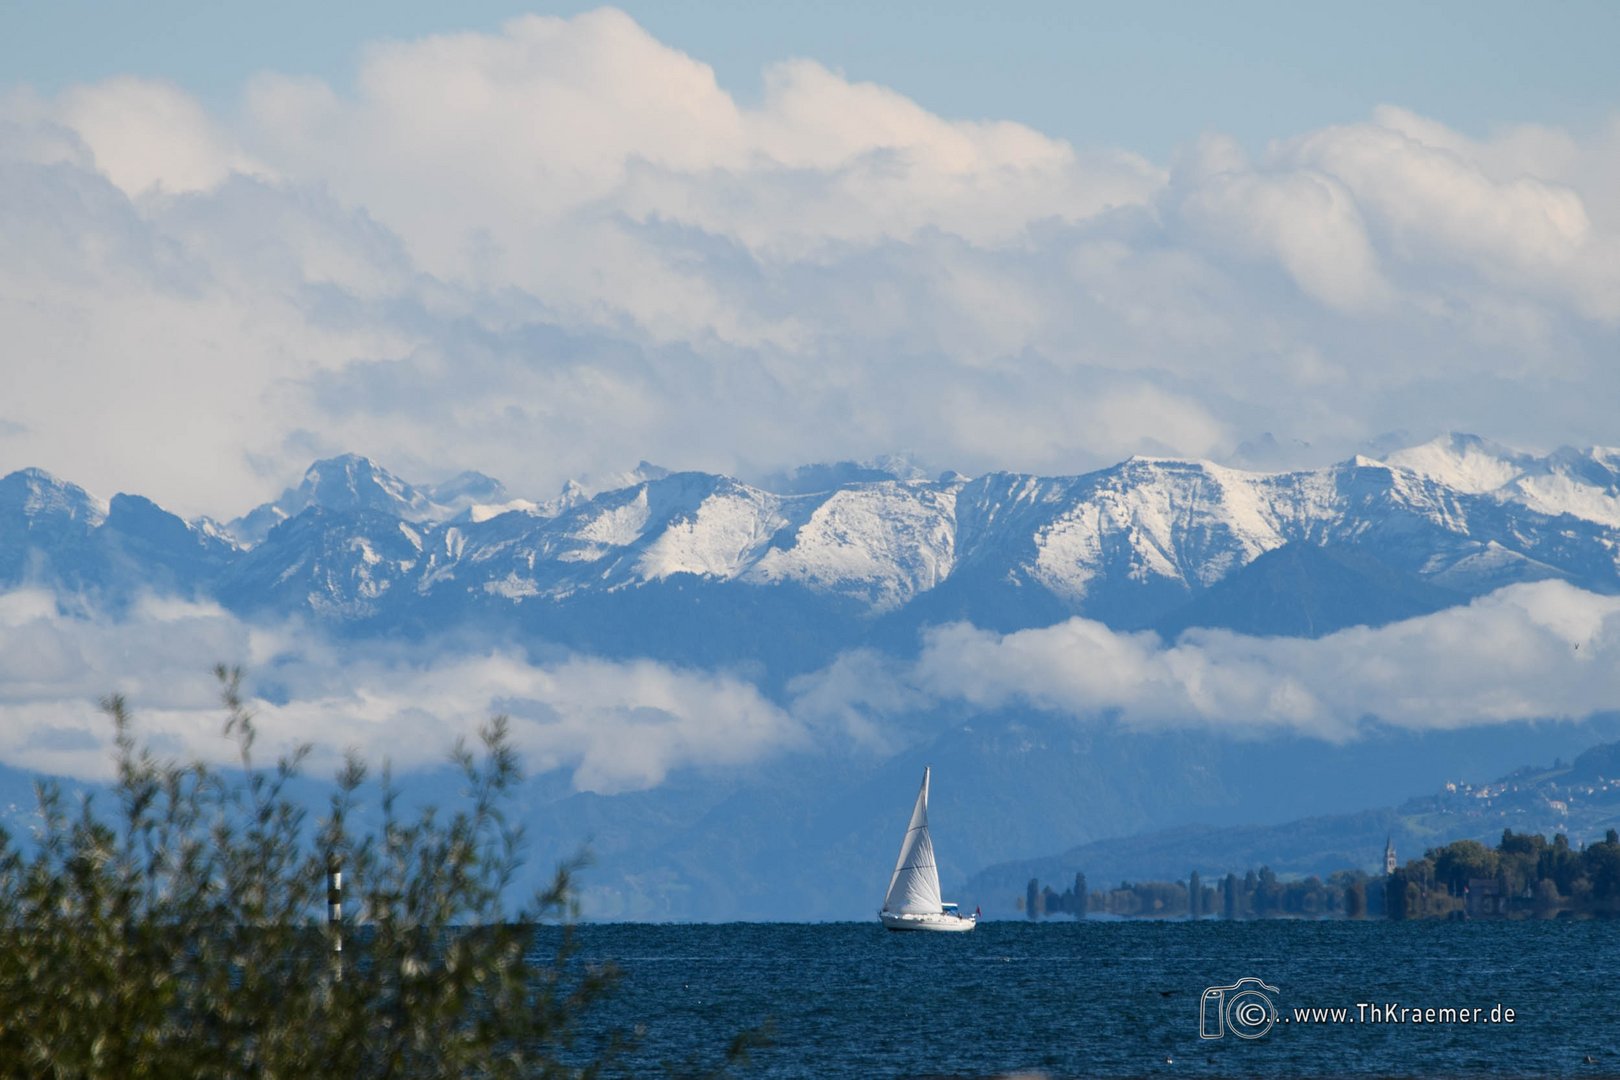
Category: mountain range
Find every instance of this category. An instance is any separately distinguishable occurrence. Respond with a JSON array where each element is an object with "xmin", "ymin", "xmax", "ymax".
[
  {"xmin": 3, "ymin": 432, "xmax": 1619, "ymax": 918},
  {"xmin": 7, "ymin": 433, "xmax": 1620, "ymax": 665}
]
